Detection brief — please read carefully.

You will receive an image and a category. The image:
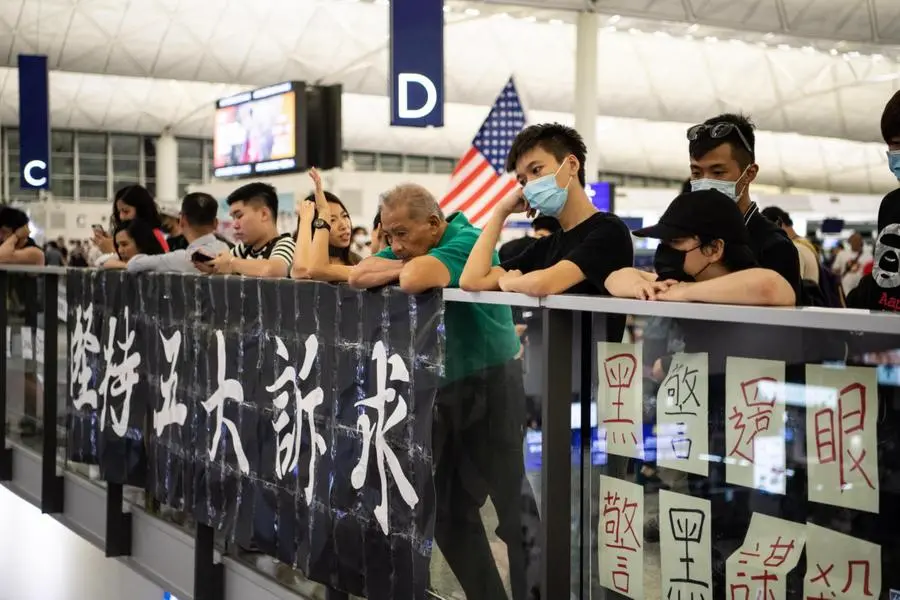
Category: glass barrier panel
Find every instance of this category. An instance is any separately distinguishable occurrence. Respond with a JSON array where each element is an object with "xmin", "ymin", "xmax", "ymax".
[
  {"xmin": 587, "ymin": 312, "xmax": 900, "ymax": 600},
  {"xmin": 431, "ymin": 297, "xmax": 542, "ymax": 600}
]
